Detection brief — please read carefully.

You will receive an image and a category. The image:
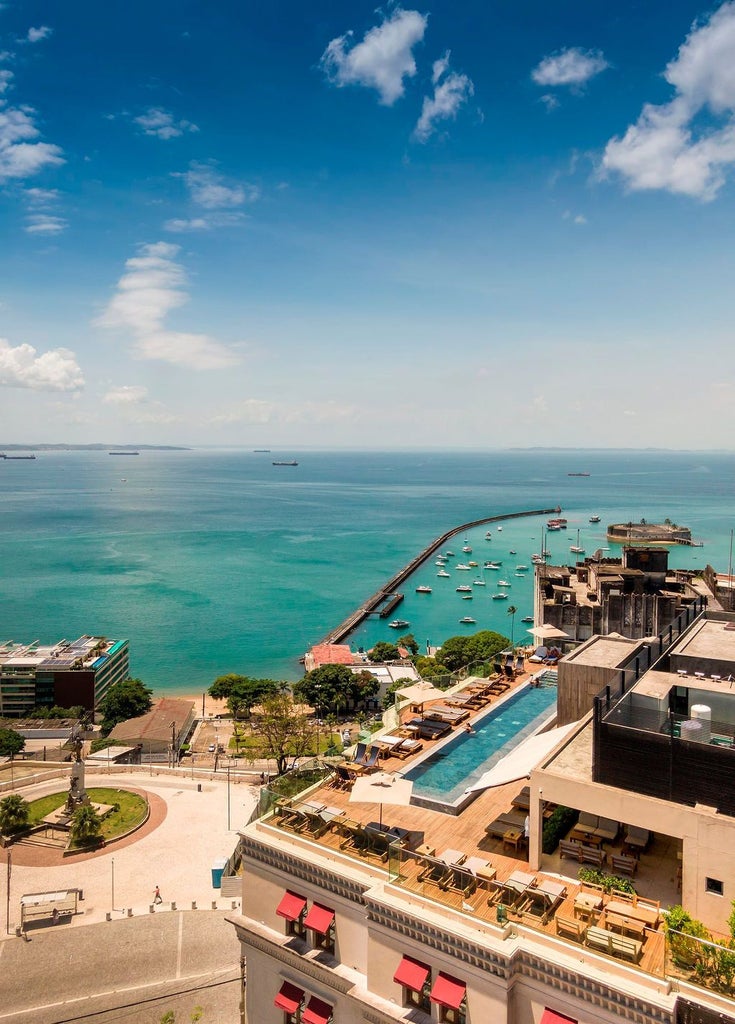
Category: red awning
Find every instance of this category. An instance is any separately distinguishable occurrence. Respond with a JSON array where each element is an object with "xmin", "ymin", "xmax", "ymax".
[
  {"xmin": 393, "ymin": 956, "xmax": 431, "ymax": 992},
  {"xmin": 276, "ymin": 890, "xmax": 307, "ymax": 921},
  {"xmin": 304, "ymin": 903, "xmax": 335, "ymax": 934},
  {"xmin": 302, "ymin": 995, "xmax": 333, "ymax": 1024},
  {"xmin": 430, "ymin": 972, "xmax": 466, "ymax": 1010},
  {"xmin": 541, "ymin": 1011, "xmax": 577, "ymax": 1024},
  {"xmin": 274, "ymin": 982, "xmax": 304, "ymax": 1014}
]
